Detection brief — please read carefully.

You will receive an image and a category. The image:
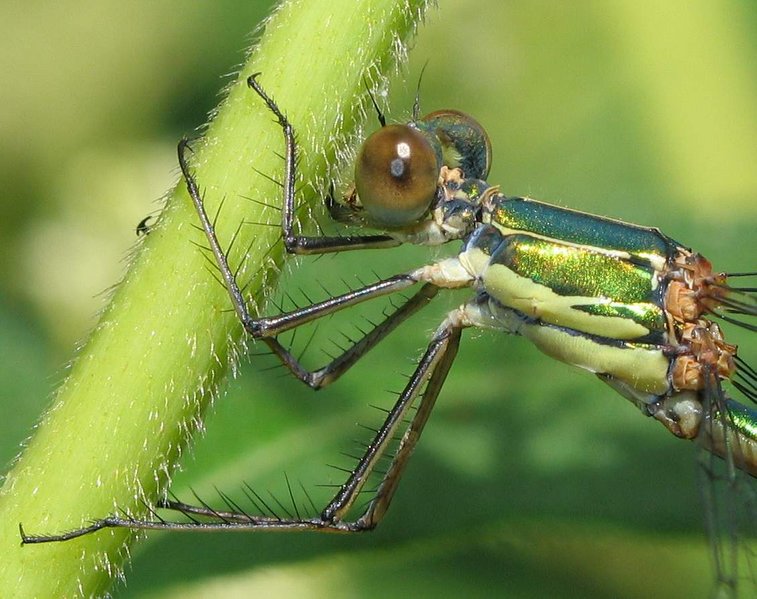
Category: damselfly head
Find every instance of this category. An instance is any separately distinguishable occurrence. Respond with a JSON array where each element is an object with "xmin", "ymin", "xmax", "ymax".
[{"xmin": 353, "ymin": 109, "xmax": 491, "ymax": 231}]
